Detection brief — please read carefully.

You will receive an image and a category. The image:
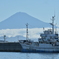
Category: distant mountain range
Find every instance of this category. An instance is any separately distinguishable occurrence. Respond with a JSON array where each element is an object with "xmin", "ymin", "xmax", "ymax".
[
  {"xmin": 0, "ymin": 35, "xmax": 38, "ymax": 42},
  {"xmin": 0, "ymin": 12, "xmax": 51, "ymax": 29}
]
